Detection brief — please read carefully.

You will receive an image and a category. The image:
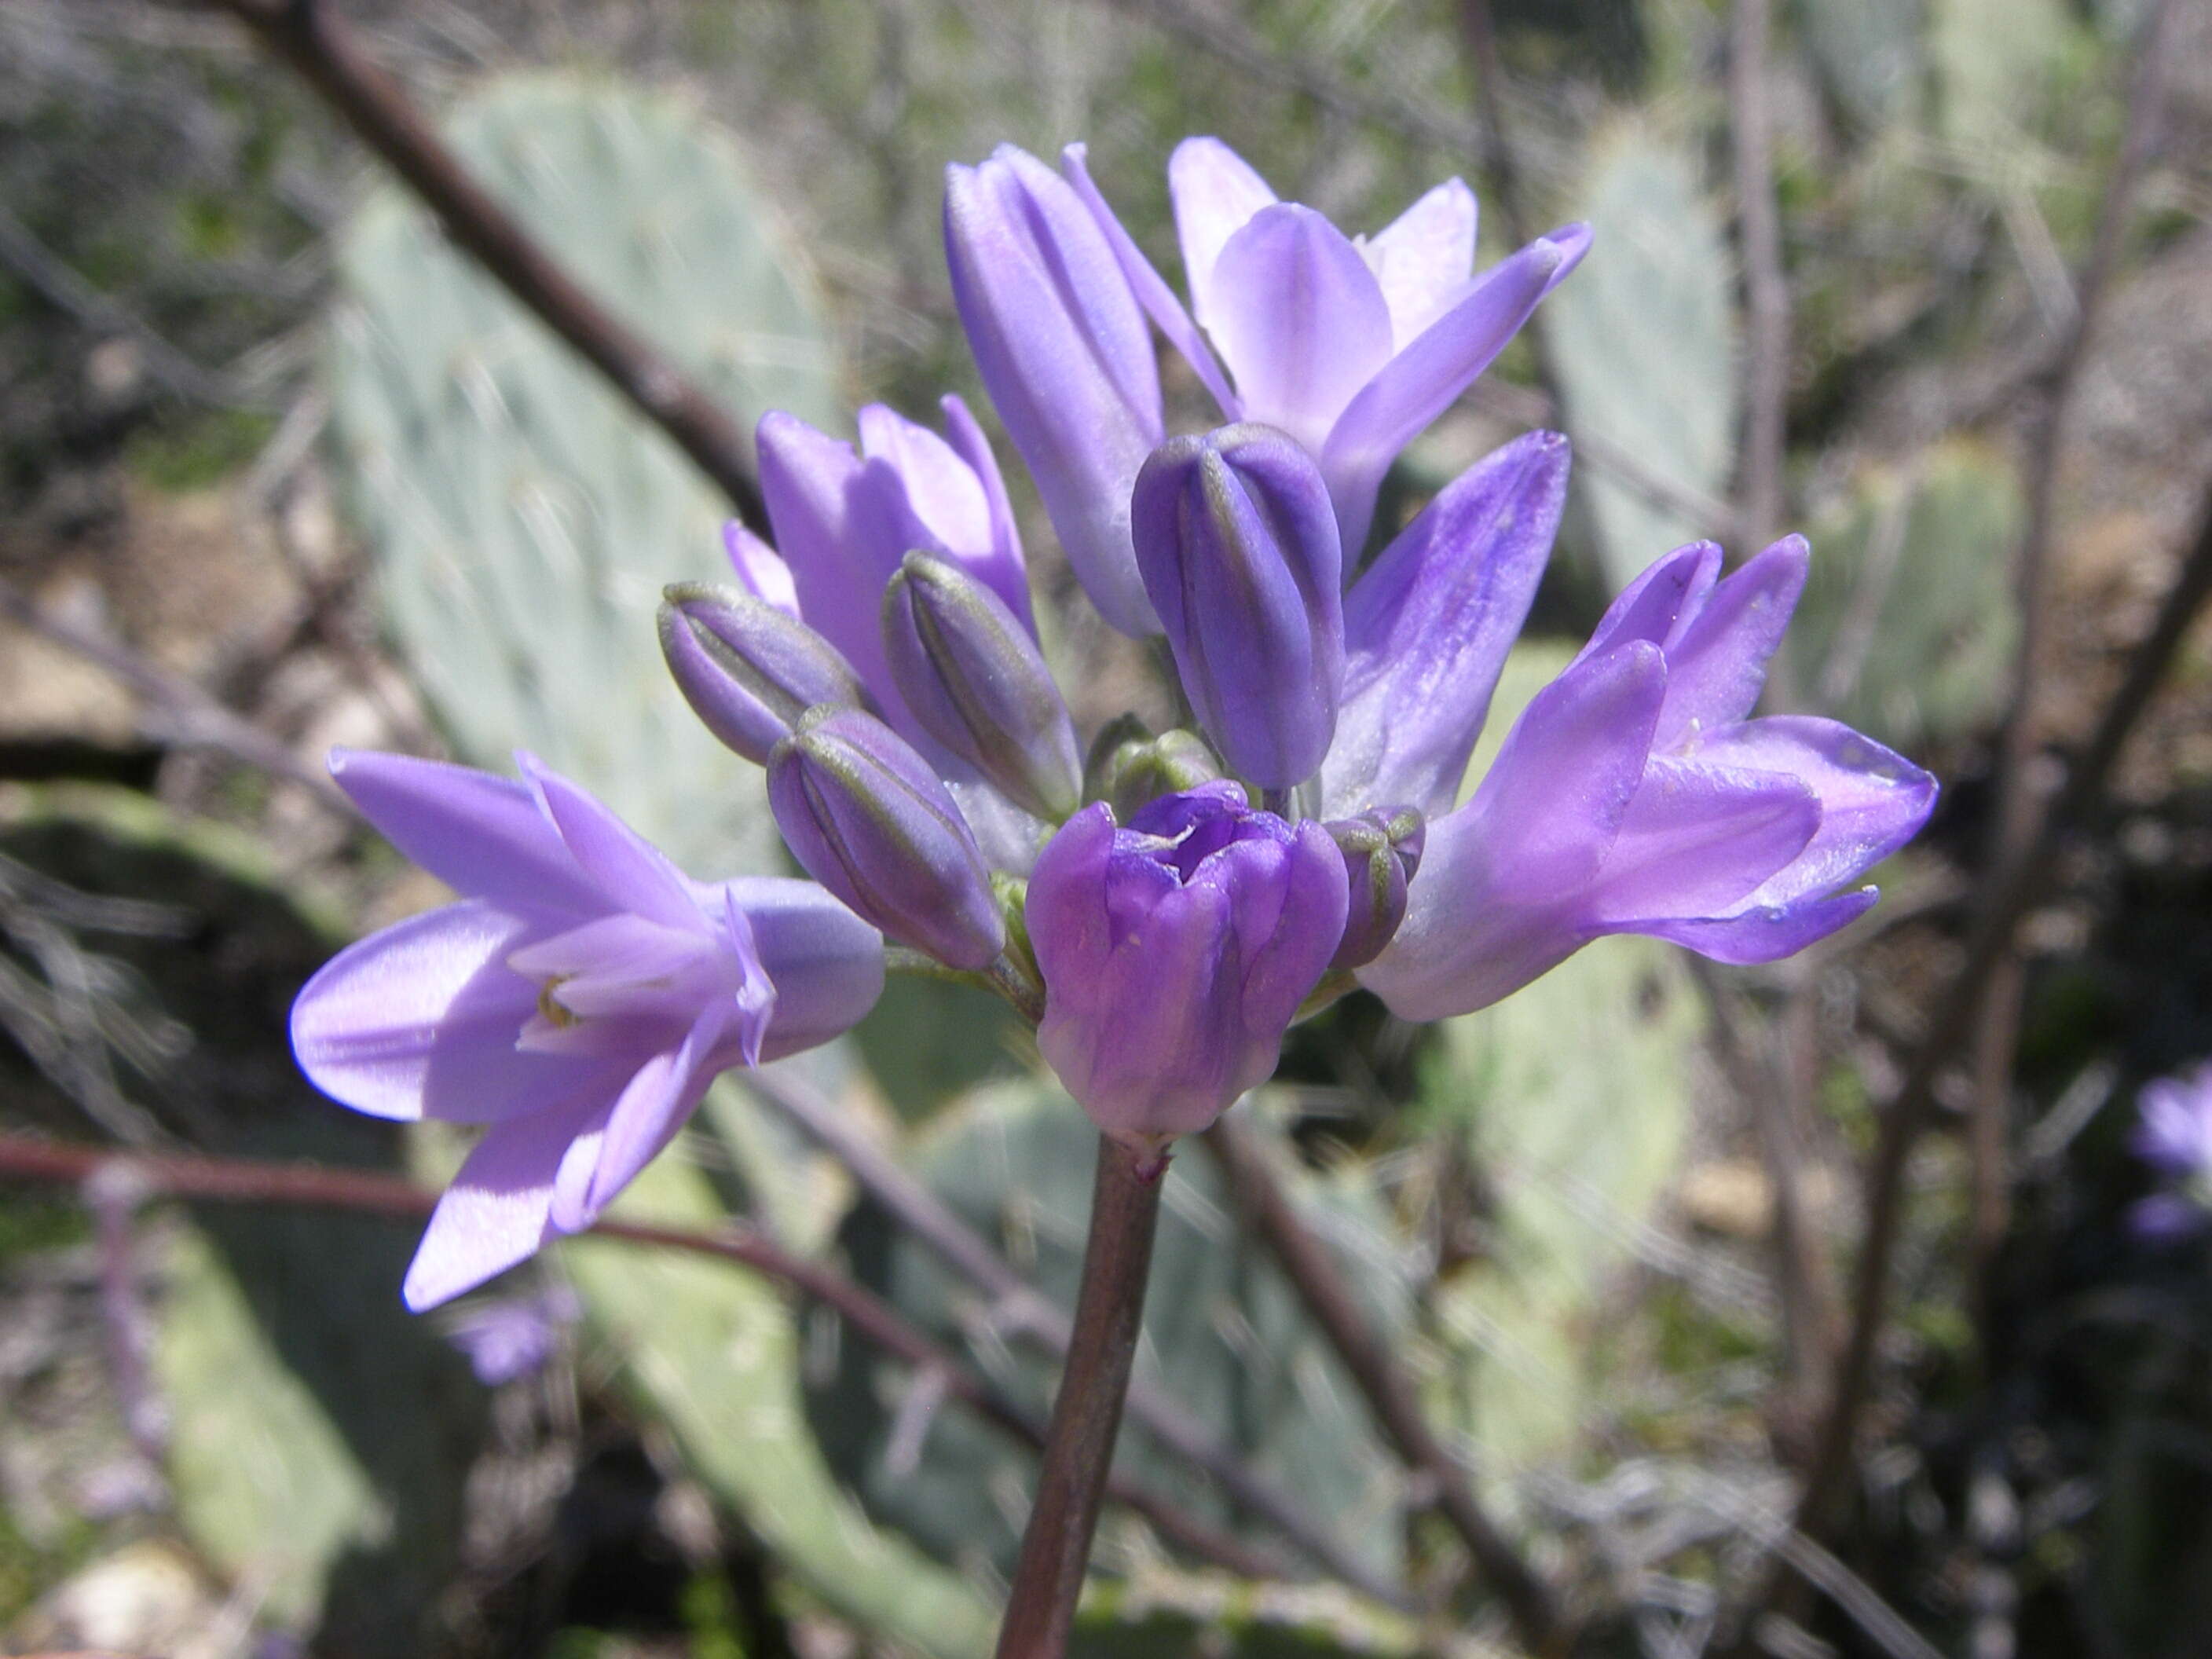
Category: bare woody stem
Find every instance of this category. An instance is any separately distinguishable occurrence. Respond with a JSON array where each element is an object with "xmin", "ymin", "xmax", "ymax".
[
  {"xmin": 1202, "ymin": 1117, "xmax": 1569, "ymax": 1655},
  {"xmin": 995, "ymin": 1134, "xmax": 1166, "ymax": 1659},
  {"xmin": 211, "ymin": 0, "xmax": 767, "ymax": 529}
]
